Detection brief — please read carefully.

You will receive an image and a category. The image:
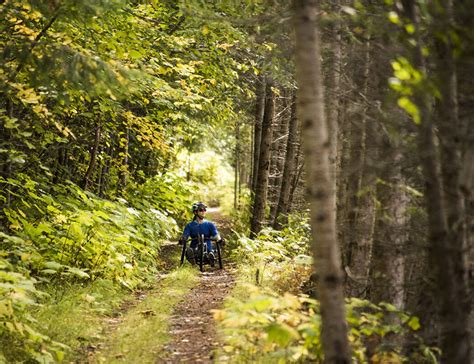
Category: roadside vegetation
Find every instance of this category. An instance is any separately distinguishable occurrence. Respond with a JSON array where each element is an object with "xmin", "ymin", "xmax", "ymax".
[
  {"xmin": 214, "ymin": 205, "xmax": 438, "ymax": 363},
  {"xmin": 0, "ymin": 171, "xmax": 192, "ymax": 362}
]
